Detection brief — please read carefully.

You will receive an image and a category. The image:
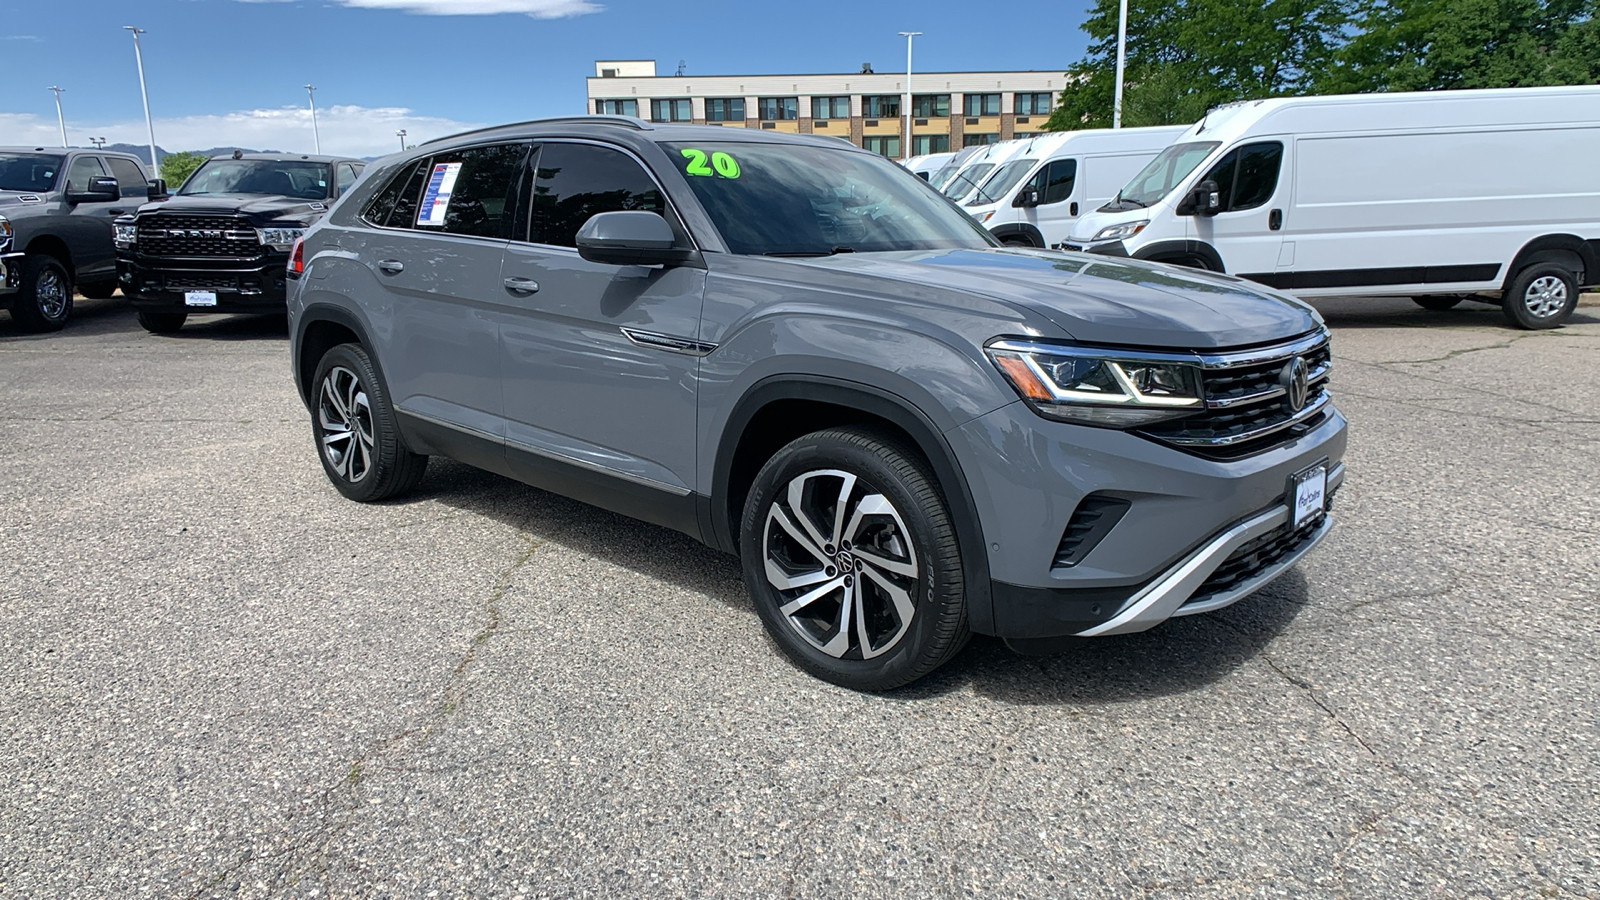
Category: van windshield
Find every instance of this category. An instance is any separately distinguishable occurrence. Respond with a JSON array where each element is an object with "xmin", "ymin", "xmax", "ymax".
[
  {"xmin": 942, "ymin": 163, "xmax": 995, "ymax": 201},
  {"xmin": 967, "ymin": 158, "xmax": 1038, "ymax": 206},
  {"xmin": 1107, "ymin": 141, "xmax": 1220, "ymax": 210},
  {"xmin": 0, "ymin": 153, "xmax": 63, "ymax": 193},
  {"xmin": 927, "ymin": 164, "xmax": 962, "ymax": 191}
]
